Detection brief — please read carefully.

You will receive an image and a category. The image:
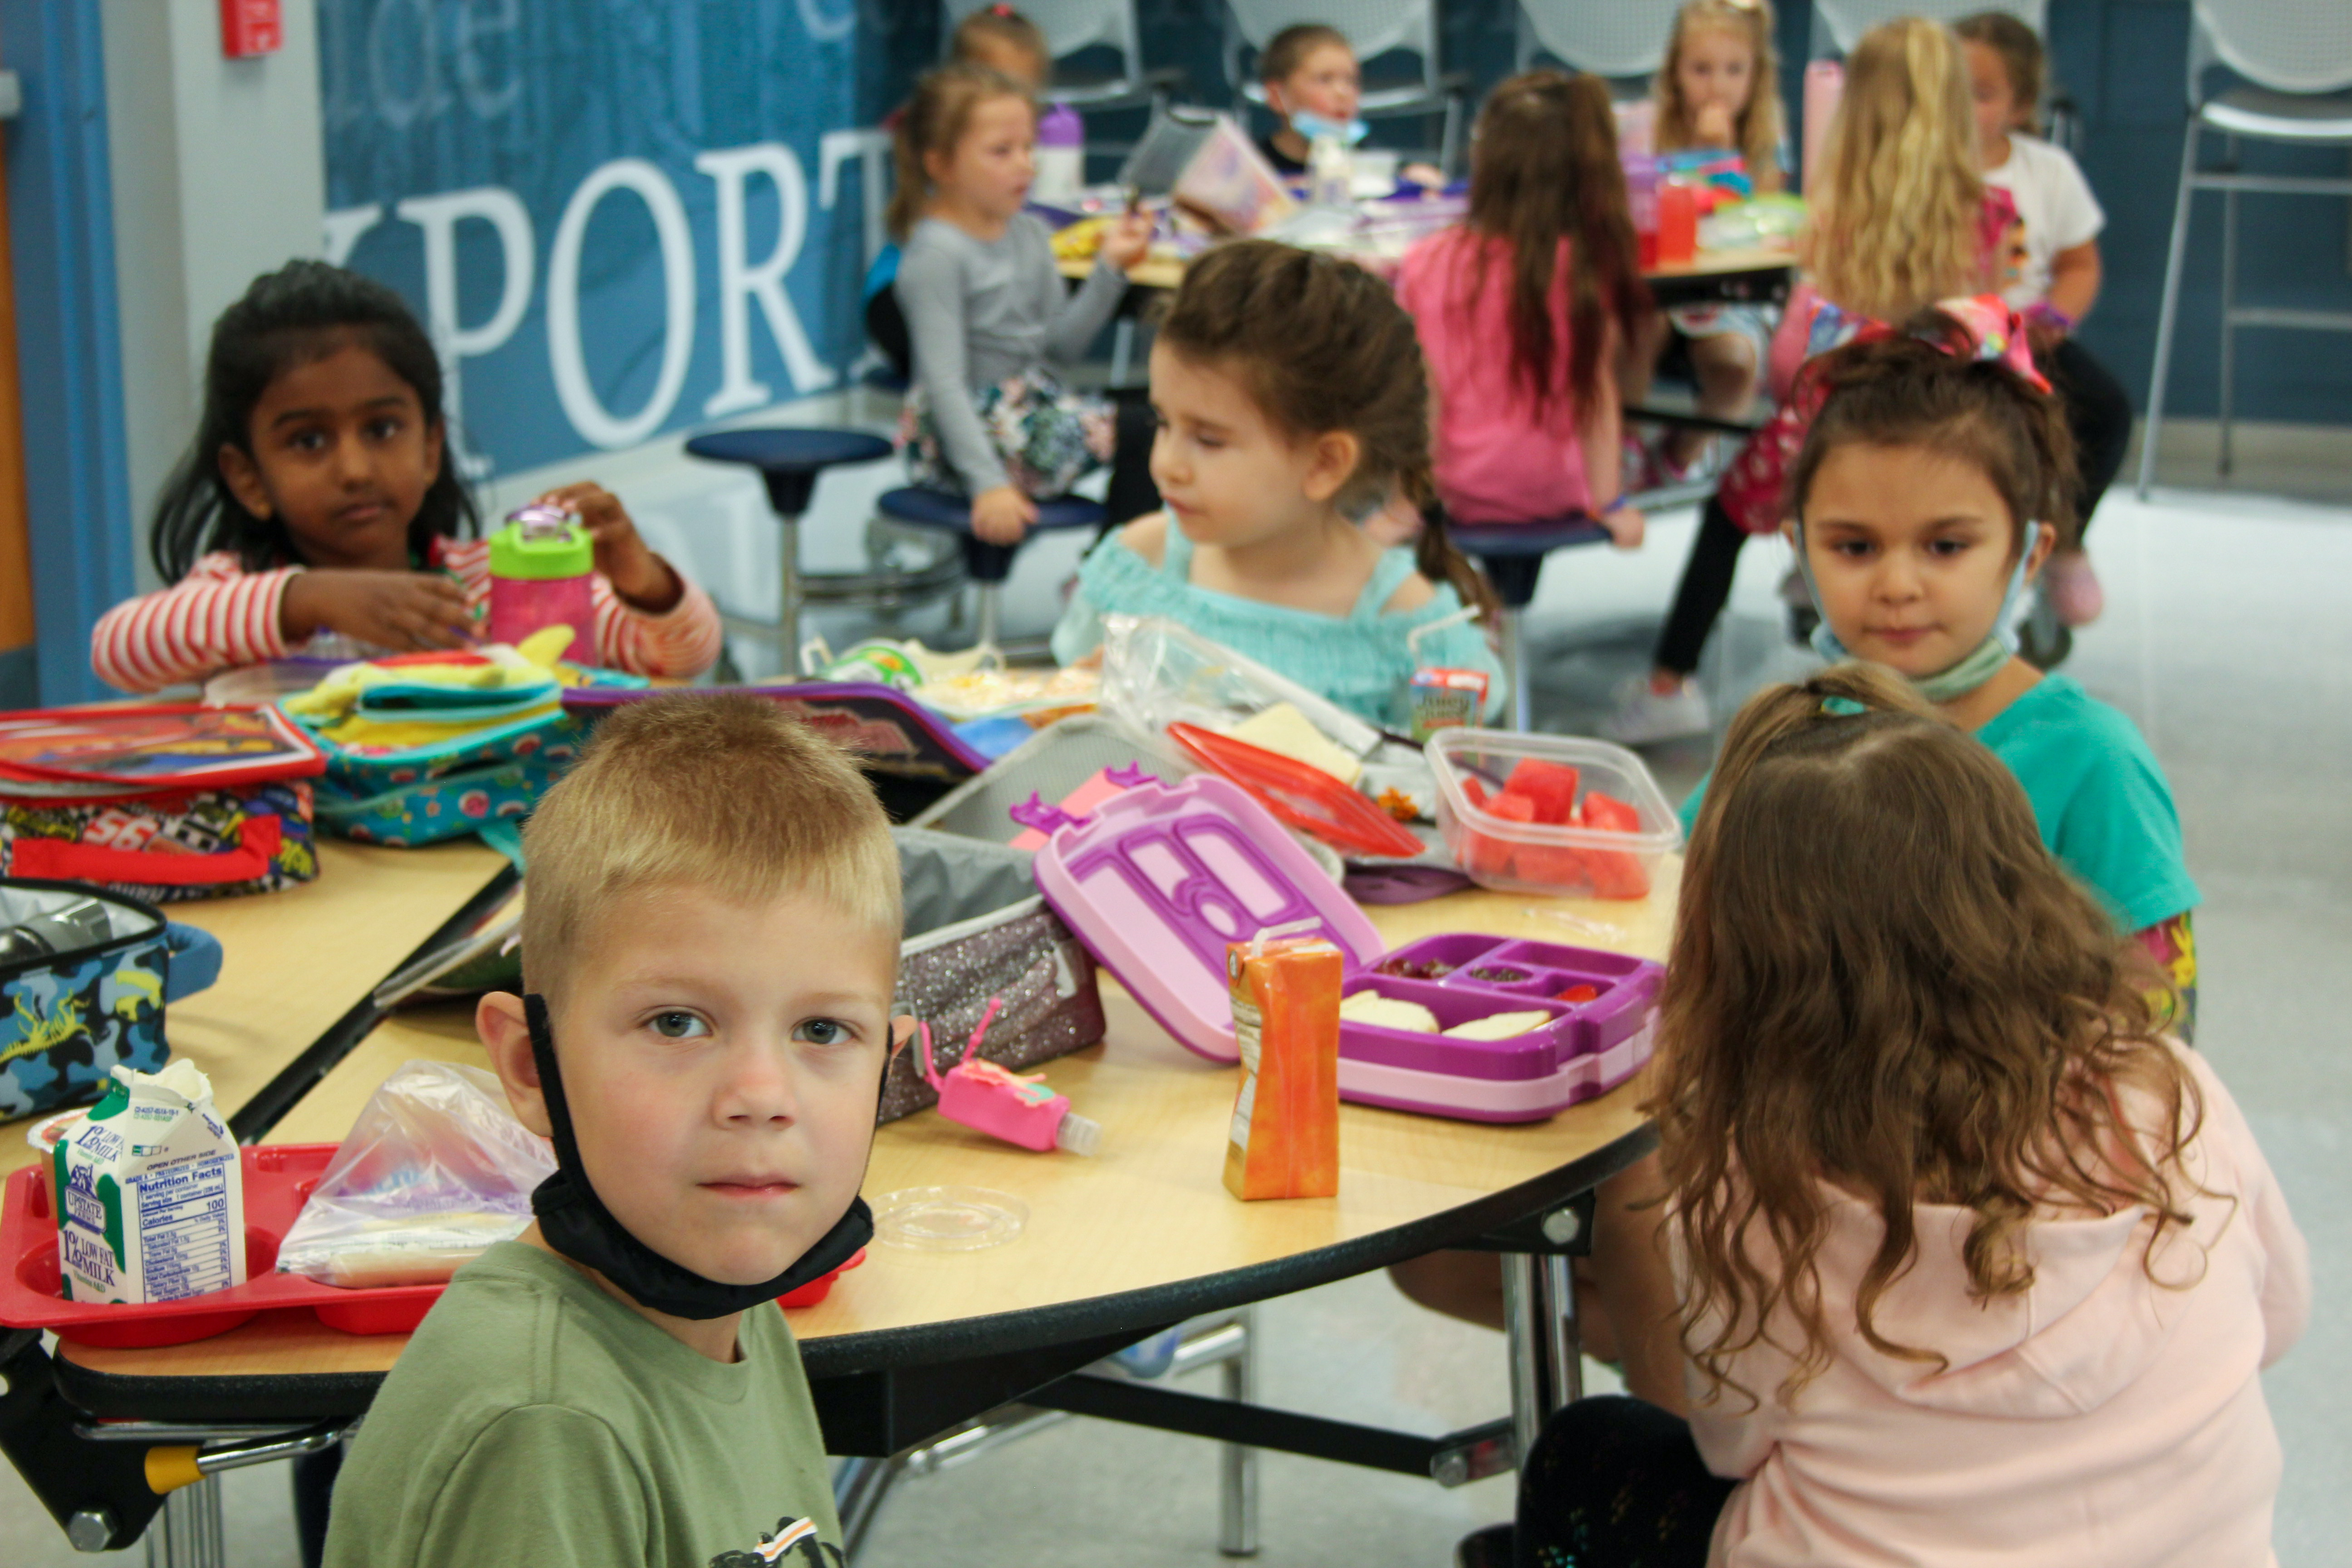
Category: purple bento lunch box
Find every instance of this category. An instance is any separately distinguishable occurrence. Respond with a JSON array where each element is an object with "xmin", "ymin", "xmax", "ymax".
[{"xmin": 1030, "ymin": 775, "xmax": 1661, "ymax": 1122}]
